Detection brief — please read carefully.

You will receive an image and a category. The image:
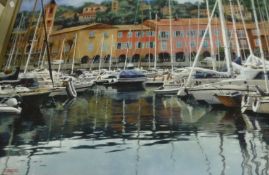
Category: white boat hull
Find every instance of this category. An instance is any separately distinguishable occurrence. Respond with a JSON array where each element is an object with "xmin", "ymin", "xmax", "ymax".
[{"xmin": 252, "ymin": 96, "xmax": 269, "ymax": 114}]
